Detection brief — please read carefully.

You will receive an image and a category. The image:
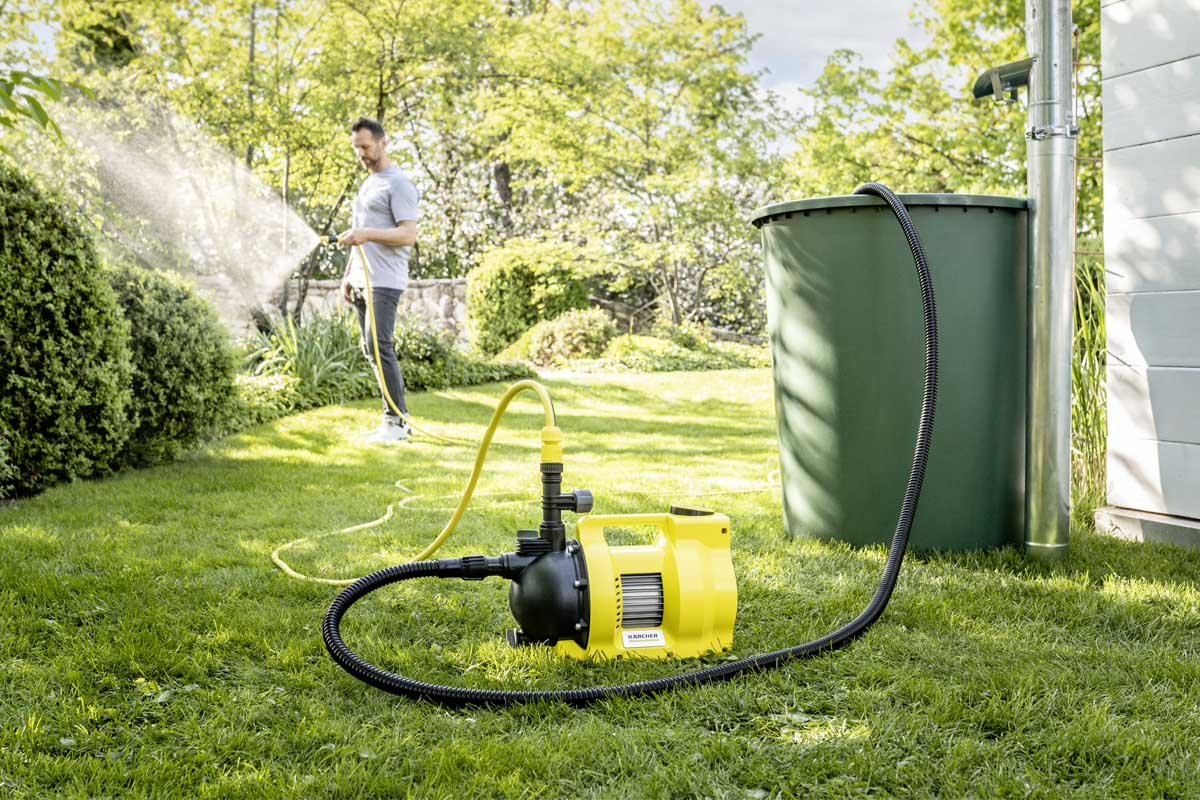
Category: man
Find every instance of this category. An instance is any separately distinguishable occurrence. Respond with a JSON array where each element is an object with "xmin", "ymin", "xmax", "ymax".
[{"xmin": 338, "ymin": 116, "xmax": 420, "ymax": 443}]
